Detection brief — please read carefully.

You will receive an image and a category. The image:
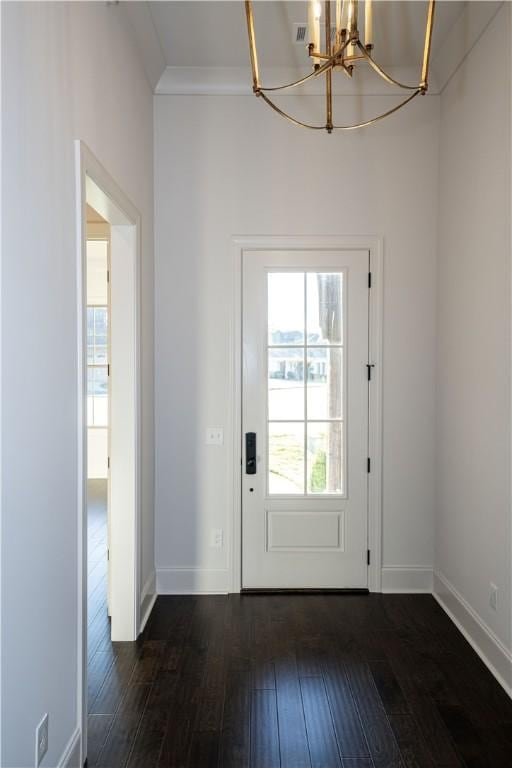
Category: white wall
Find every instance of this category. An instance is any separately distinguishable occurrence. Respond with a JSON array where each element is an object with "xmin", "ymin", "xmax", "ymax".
[
  {"xmin": 1, "ymin": 2, "xmax": 155, "ymax": 766},
  {"xmin": 154, "ymin": 92, "xmax": 439, "ymax": 593},
  {"xmin": 435, "ymin": 4, "xmax": 512, "ymax": 679}
]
